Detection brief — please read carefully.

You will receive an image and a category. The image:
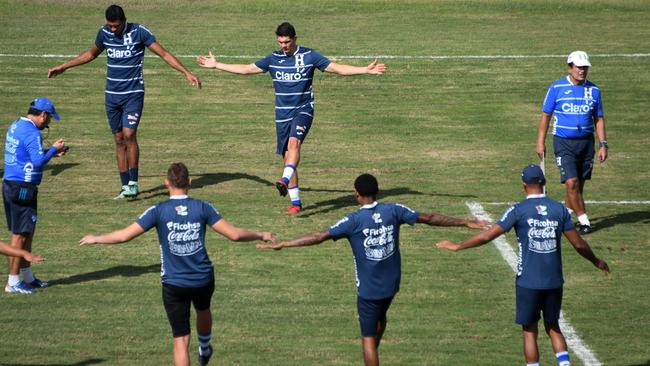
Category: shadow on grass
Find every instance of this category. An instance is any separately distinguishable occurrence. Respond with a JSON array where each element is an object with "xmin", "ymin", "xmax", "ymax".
[
  {"xmin": 0, "ymin": 162, "xmax": 79, "ymax": 179},
  {"xmin": 590, "ymin": 210, "xmax": 650, "ymax": 233},
  {"xmin": 0, "ymin": 358, "xmax": 105, "ymax": 366},
  {"xmin": 135, "ymin": 172, "xmax": 275, "ymax": 200},
  {"xmin": 626, "ymin": 360, "xmax": 650, "ymax": 366},
  {"xmin": 298, "ymin": 187, "xmax": 477, "ymax": 218},
  {"xmin": 47, "ymin": 264, "xmax": 159, "ymax": 287}
]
